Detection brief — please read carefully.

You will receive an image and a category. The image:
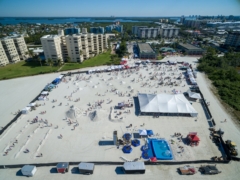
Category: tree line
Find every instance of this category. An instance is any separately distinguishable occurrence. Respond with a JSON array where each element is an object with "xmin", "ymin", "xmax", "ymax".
[{"xmin": 198, "ymin": 48, "xmax": 240, "ymax": 113}]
